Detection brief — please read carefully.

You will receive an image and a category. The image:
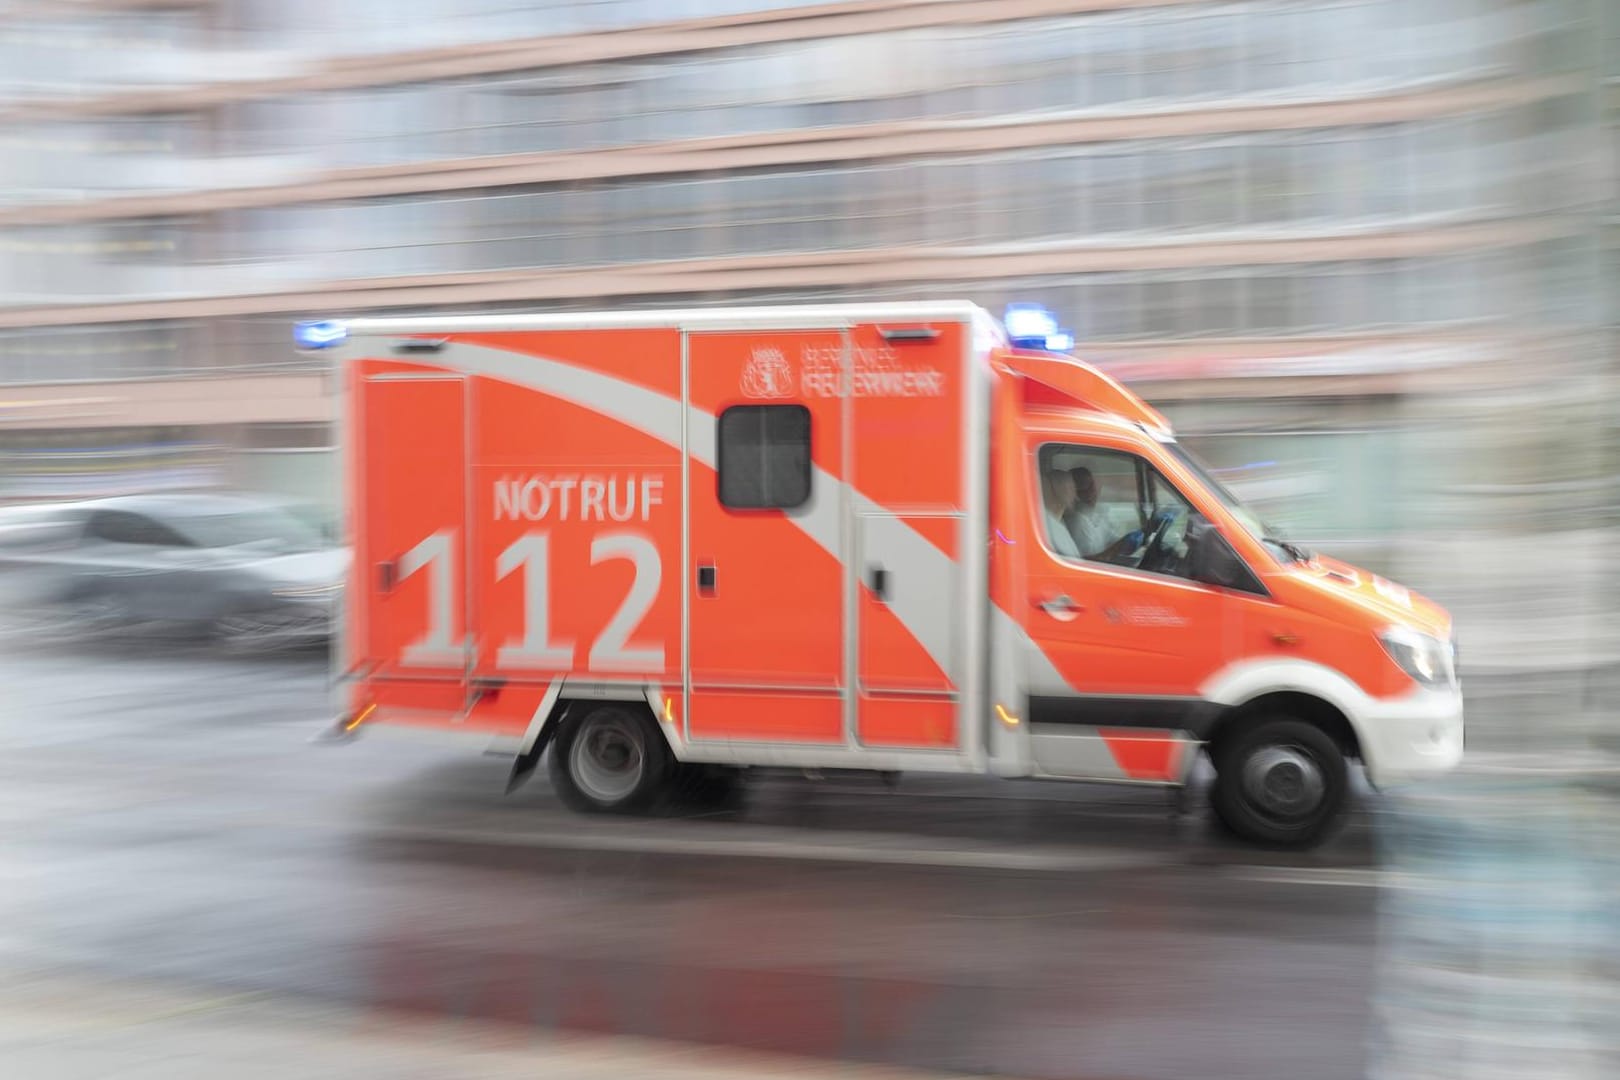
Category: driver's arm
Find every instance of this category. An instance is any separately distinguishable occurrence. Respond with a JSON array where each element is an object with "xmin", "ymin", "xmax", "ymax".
[
  {"xmin": 1096, "ymin": 527, "xmax": 1144, "ymax": 562},
  {"xmin": 1098, "ymin": 507, "xmax": 1177, "ymax": 563}
]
